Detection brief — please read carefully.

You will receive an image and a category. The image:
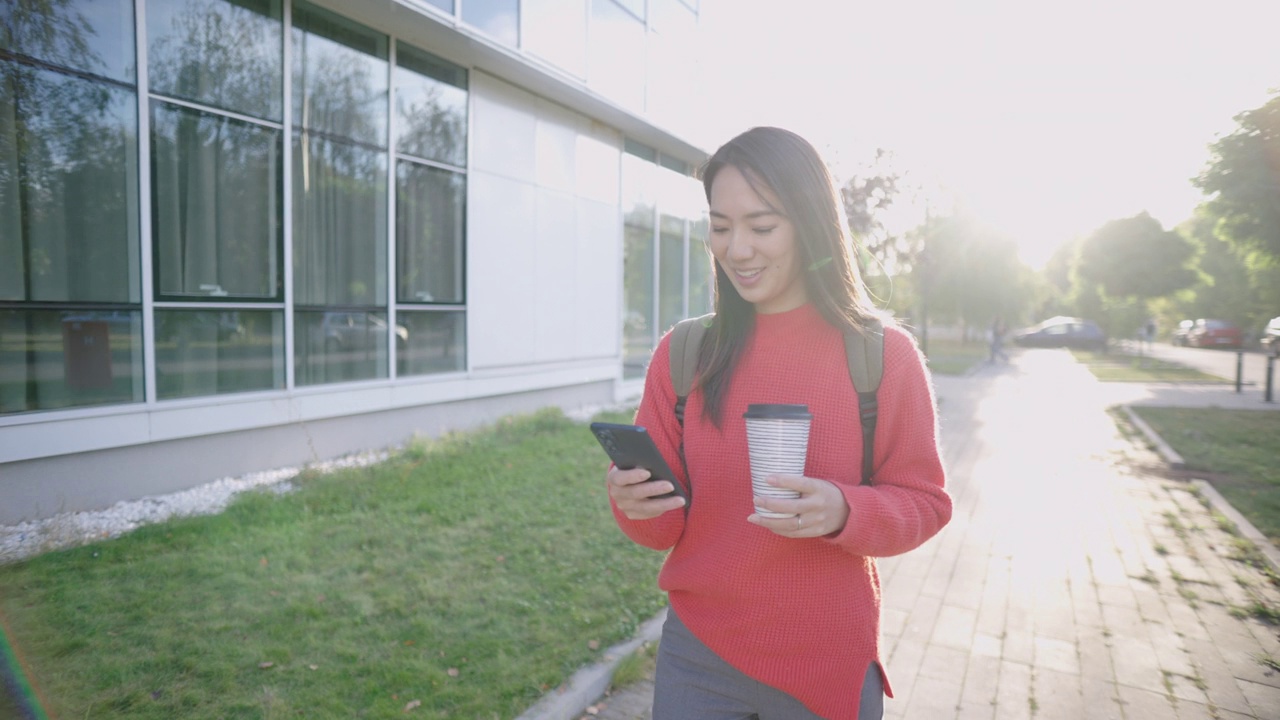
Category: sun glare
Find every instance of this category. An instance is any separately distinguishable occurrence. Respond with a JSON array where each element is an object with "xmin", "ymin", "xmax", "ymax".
[{"xmin": 698, "ymin": 0, "xmax": 1280, "ymax": 271}]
